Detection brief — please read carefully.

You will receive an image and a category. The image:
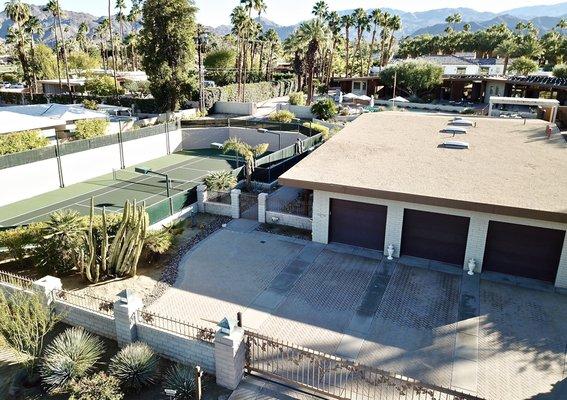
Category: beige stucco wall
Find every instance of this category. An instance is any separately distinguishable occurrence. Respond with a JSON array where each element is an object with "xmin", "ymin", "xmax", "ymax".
[{"xmin": 313, "ymin": 190, "xmax": 567, "ymax": 288}]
